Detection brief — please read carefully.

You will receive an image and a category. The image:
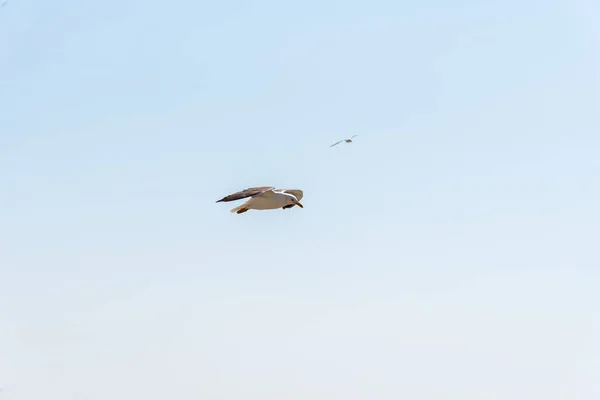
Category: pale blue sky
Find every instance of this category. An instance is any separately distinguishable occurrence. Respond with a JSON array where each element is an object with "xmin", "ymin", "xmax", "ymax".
[{"xmin": 1, "ymin": 0, "xmax": 599, "ymax": 398}]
